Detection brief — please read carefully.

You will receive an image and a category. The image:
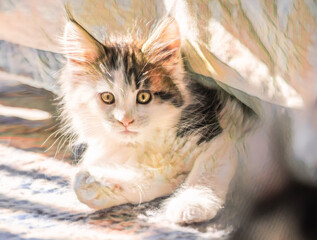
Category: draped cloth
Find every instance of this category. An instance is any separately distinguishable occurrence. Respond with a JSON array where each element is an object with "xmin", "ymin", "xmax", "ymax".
[{"xmin": 0, "ymin": 0, "xmax": 316, "ymax": 114}]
